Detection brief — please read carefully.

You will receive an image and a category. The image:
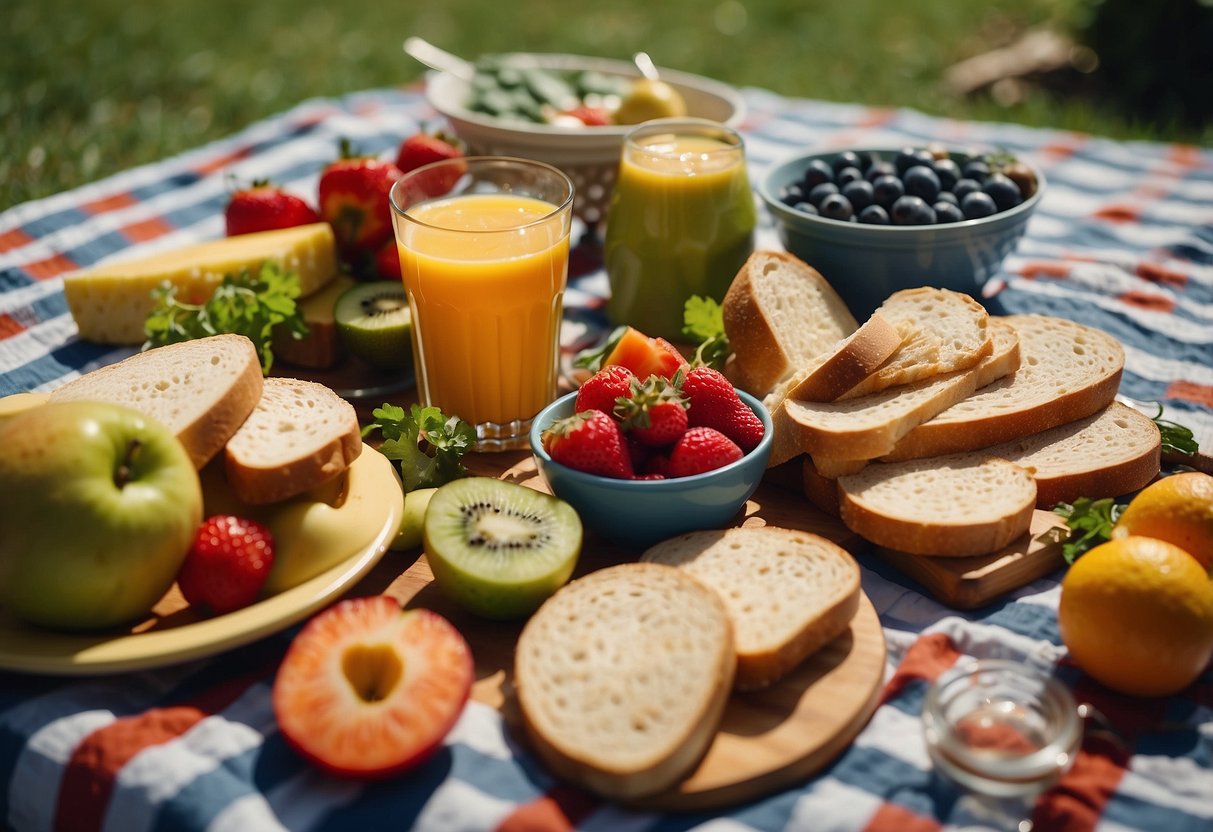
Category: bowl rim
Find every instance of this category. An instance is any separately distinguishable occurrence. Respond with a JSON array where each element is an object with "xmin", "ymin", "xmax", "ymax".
[
  {"xmin": 425, "ymin": 51, "xmax": 747, "ymax": 139},
  {"xmin": 529, "ymin": 387, "xmax": 773, "ymax": 488},
  {"xmin": 759, "ymin": 144, "xmax": 1047, "ymax": 235}
]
